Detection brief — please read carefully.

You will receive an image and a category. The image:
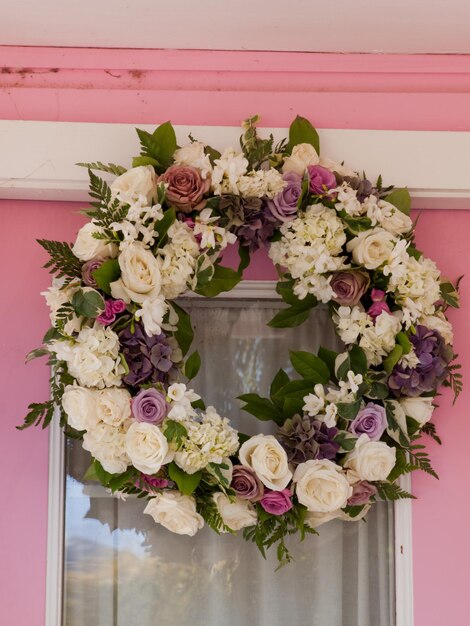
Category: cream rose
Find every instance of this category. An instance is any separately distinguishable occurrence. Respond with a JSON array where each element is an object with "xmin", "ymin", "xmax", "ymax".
[
  {"xmin": 293, "ymin": 459, "xmax": 352, "ymax": 513},
  {"xmin": 110, "ymin": 165, "xmax": 156, "ymax": 205},
  {"xmin": 110, "ymin": 243, "xmax": 162, "ymax": 304},
  {"xmin": 282, "ymin": 143, "xmax": 319, "ymax": 176},
  {"xmin": 125, "ymin": 422, "xmax": 174, "ymax": 474},
  {"xmin": 72, "ymin": 222, "xmax": 118, "ymax": 262},
  {"xmin": 346, "ymin": 228, "xmax": 397, "ymax": 270},
  {"xmin": 96, "ymin": 387, "xmax": 132, "ymax": 427},
  {"xmin": 173, "ymin": 142, "xmax": 212, "ymax": 179},
  {"xmin": 62, "ymin": 385, "xmax": 98, "ymax": 431},
  {"xmin": 213, "ymin": 493, "xmax": 257, "ymax": 531},
  {"xmin": 399, "ymin": 396, "xmax": 435, "ymax": 426},
  {"xmin": 144, "ymin": 492, "xmax": 204, "ymax": 536},
  {"xmin": 305, "ymin": 504, "xmax": 371, "ymax": 528},
  {"xmin": 378, "ymin": 201, "xmax": 413, "ymax": 235},
  {"xmin": 239, "ymin": 434, "xmax": 292, "ymax": 491},
  {"xmin": 344, "ymin": 434, "xmax": 396, "ymax": 482}
]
